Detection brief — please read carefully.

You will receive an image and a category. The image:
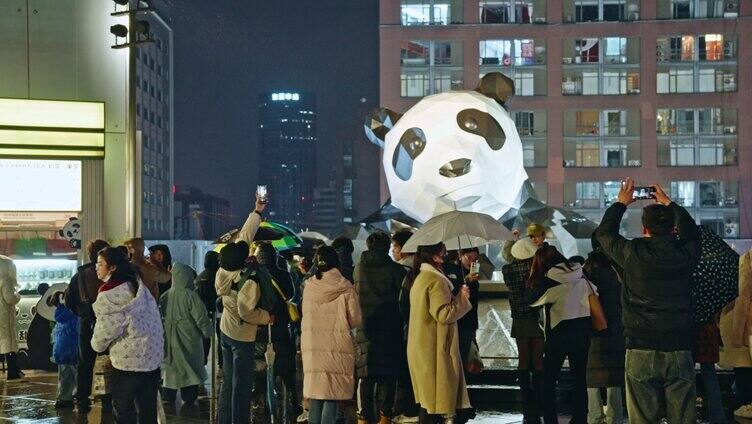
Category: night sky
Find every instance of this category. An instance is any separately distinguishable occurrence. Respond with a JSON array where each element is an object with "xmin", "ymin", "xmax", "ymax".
[{"xmin": 171, "ymin": 0, "xmax": 379, "ymax": 224}]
